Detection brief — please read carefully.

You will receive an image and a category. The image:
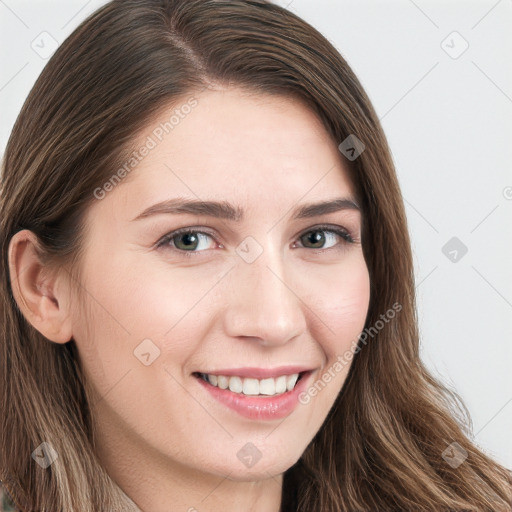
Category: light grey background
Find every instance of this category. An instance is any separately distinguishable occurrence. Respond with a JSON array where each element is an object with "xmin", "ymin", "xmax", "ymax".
[{"xmin": 1, "ymin": 0, "xmax": 511, "ymax": 468}]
